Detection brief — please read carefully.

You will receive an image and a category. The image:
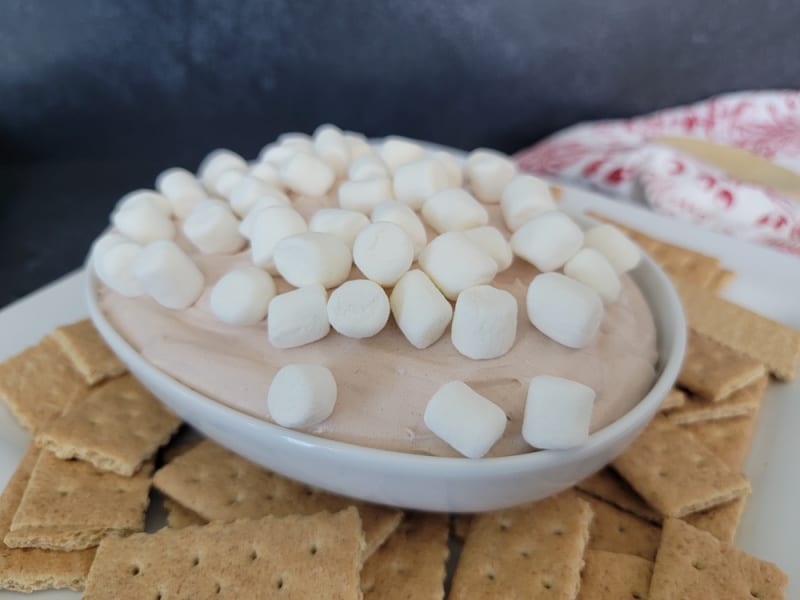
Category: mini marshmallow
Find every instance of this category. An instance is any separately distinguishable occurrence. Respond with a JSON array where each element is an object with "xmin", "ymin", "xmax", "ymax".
[
  {"xmin": 114, "ymin": 189, "xmax": 172, "ymax": 217},
  {"xmin": 337, "ymin": 178, "xmax": 394, "ymax": 214},
  {"xmin": 308, "ymin": 208, "xmax": 369, "ymax": 248},
  {"xmin": 418, "ymin": 232, "xmax": 498, "ymax": 300},
  {"xmin": 210, "ymin": 266, "xmax": 276, "ymax": 325},
  {"xmin": 352, "ymin": 222, "xmax": 414, "ymax": 286},
  {"xmin": 267, "ymin": 284, "xmax": 330, "ymax": 348},
  {"xmin": 90, "ymin": 231, "xmax": 128, "ymax": 261},
  {"xmin": 379, "ymin": 136, "xmax": 426, "ymax": 173},
  {"xmin": 197, "ymin": 149, "xmax": 248, "ymax": 194},
  {"xmin": 421, "ymin": 188, "xmax": 489, "ymax": 233},
  {"xmin": 259, "ymin": 143, "xmax": 297, "ymax": 166},
  {"xmin": 133, "ymin": 240, "xmax": 204, "ymax": 309},
  {"xmin": 267, "ymin": 364, "xmax": 337, "ymax": 429},
  {"xmin": 344, "ymin": 132, "xmax": 372, "ymax": 159},
  {"xmin": 313, "ymin": 124, "xmax": 350, "ymax": 177},
  {"xmin": 510, "ymin": 211, "xmax": 583, "ymax": 271},
  {"xmin": 522, "ymin": 375, "xmax": 595, "ymax": 450},
  {"xmin": 465, "ymin": 150, "xmax": 516, "ymax": 204},
  {"xmin": 564, "ymin": 248, "xmax": 621, "ymax": 303},
  {"xmin": 451, "ymin": 285, "xmax": 517, "ymax": 359},
  {"xmin": 526, "ymin": 272, "xmax": 604, "ymax": 349},
  {"xmin": 462, "ymin": 226, "xmax": 514, "ymax": 271},
  {"xmin": 348, "ymin": 154, "xmax": 389, "ymax": 181},
  {"xmin": 229, "ymin": 175, "xmax": 290, "ymax": 217},
  {"xmin": 501, "ymin": 174, "xmax": 557, "ymax": 231},
  {"xmin": 112, "ymin": 200, "xmax": 175, "ymax": 244},
  {"xmin": 327, "ymin": 279, "xmax": 390, "ymax": 338},
  {"xmin": 249, "ymin": 206, "xmax": 308, "ymax": 271},
  {"xmin": 155, "ymin": 169, "xmax": 207, "ymax": 218},
  {"xmin": 423, "ymin": 380, "xmax": 507, "ymax": 458},
  {"xmin": 248, "ymin": 160, "xmax": 282, "ymax": 188},
  {"xmin": 280, "ymin": 152, "xmax": 336, "ymax": 197},
  {"xmin": 371, "ymin": 200, "xmax": 427, "ymax": 256},
  {"xmin": 94, "ymin": 241, "xmax": 144, "ymax": 297},
  {"xmin": 389, "ymin": 269, "xmax": 453, "ymax": 349},
  {"xmin": 392, "ymin": 158, "xmax": 449, "ymax": 210},
  {"xmin": 214, "ymin": 169, "xmax": 247, "ymax": 198},
  {"xmin": 583, "ymin": 224, "xmax": 641, "ymax": 274},
  {"xmin": 277, "ymin": 132, "xmax": 314, "ymax": 153},
  {"xmin": 431, "ymin": 151, "xmax": 463, "ymax": 187},
  {"xmin": 182, "ymin": 202, "xmax": 245, "ymax": 255},
  {"xmin": 273, "ymin": 232, "xmax": 352, "ymax": 288}
]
